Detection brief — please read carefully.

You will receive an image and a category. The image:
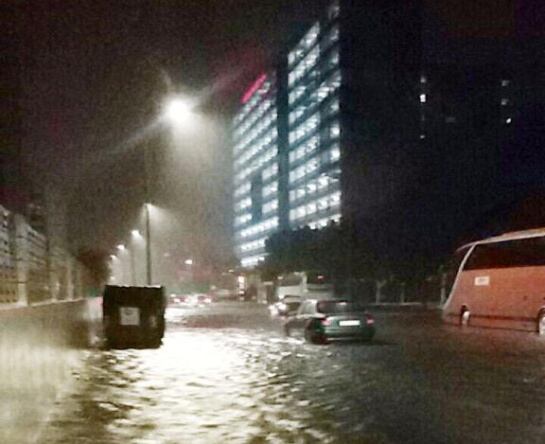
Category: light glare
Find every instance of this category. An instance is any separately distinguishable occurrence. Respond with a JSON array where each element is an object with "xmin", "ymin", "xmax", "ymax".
[{"xmin": 164, "ymin": 97, "xmax": 193, "ymax": 126}]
